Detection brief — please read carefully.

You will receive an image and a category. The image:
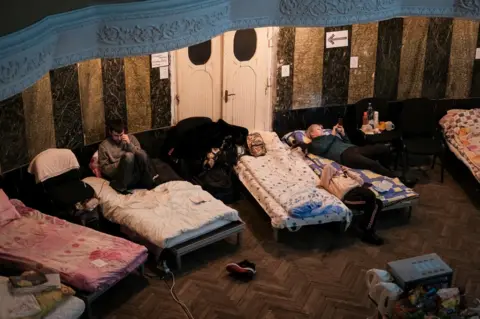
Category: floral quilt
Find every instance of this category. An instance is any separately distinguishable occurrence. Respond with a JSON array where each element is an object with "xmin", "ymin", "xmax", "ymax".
[
  {"xmin": 439, "ymin": 108, "xmax": 480, "ymax": 183},
  {"xmin": 0, "ymin": 200, "xmax": 148, "ymax": 293}
]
